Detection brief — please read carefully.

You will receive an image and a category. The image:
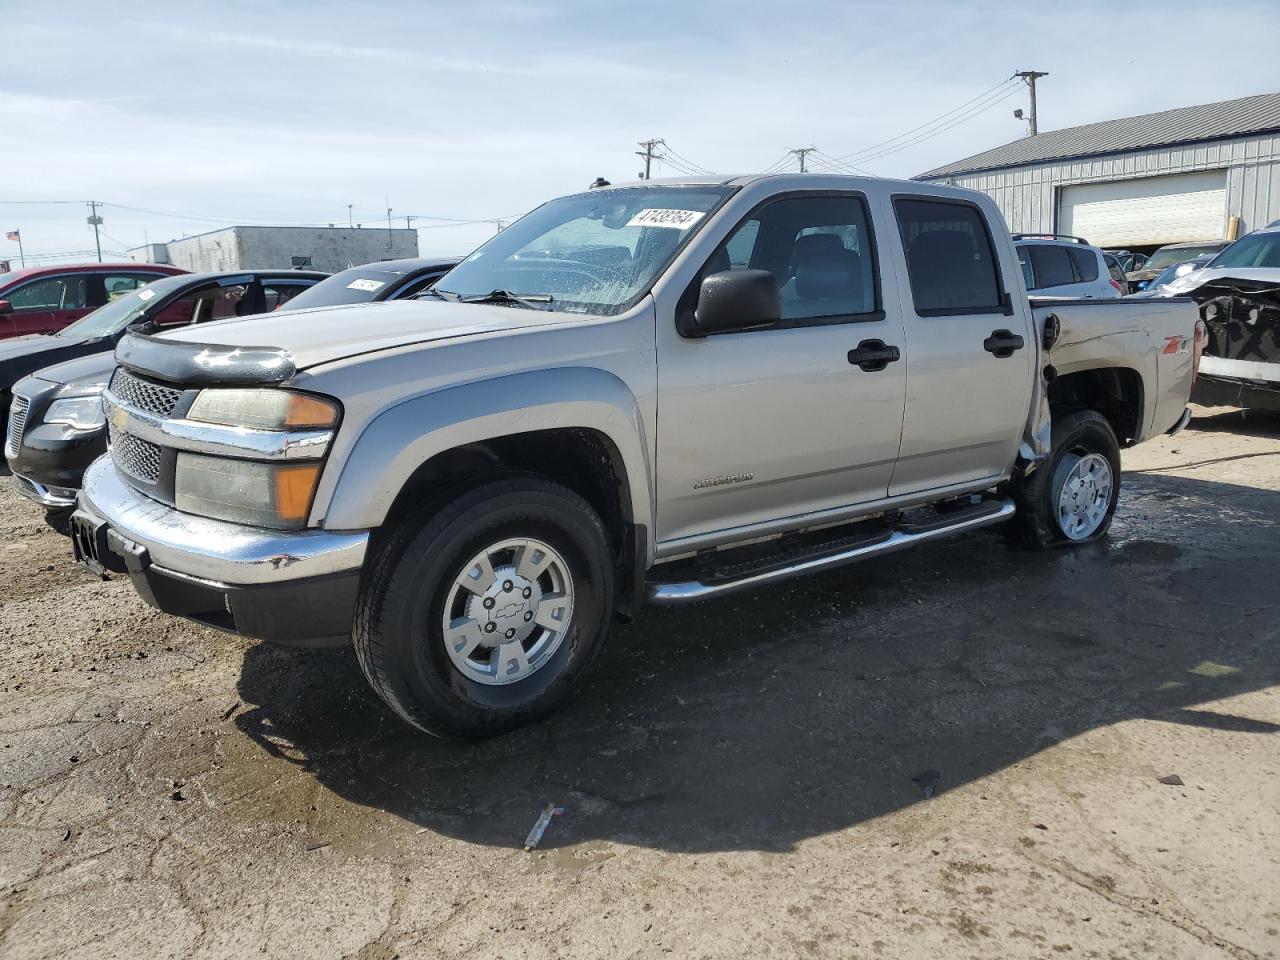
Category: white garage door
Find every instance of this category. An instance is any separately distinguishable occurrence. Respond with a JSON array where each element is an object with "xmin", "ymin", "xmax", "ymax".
[{"xmin": 1058, "ymin": 171, "xmax": 1227, "ymax": 247}]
